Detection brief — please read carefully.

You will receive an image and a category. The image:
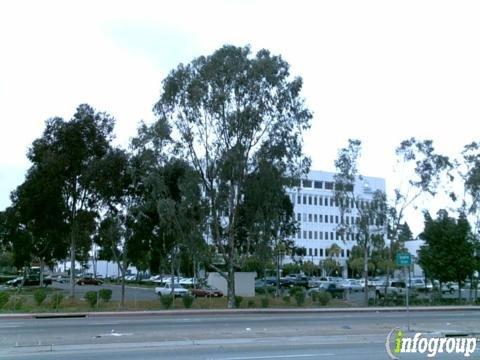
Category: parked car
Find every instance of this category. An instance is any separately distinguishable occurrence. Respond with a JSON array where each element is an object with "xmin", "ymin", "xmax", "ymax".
[
  {"xmin": 191, "ymin": 286, "xmax": 223, "ymax": 297},
  {"xmin": 409, "ymin": 278, "xmax": 433, "ymax": 292},
  {"xmin": 76, "ymin": 277, "xmax": 103, "ymax": 285},
  {"xmin": 376, "ymin": 280, "xmax": 406, "ymax": 298},
  {"xmin": 6, "ymin": 276, "xmax": 52, "ymax": 287},
  {"xmin": 155, "ymin": 283, "xmax": 189, "ymax": 297},
  {"xmin": 309, "ymin": 283, "xmax": 345, "ymax": 298},
  {"xmin": 340, "ymin": 279, "xmax": 363, "ymax": 292}
]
